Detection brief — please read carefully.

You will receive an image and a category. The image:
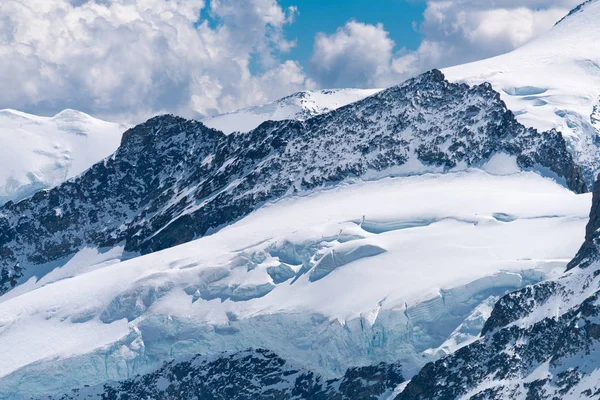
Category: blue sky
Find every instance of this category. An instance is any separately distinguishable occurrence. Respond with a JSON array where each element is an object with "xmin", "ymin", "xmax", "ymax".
[{"xmin": 279, "ymin": 0, "xmax": 426, "ymax": 68}]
